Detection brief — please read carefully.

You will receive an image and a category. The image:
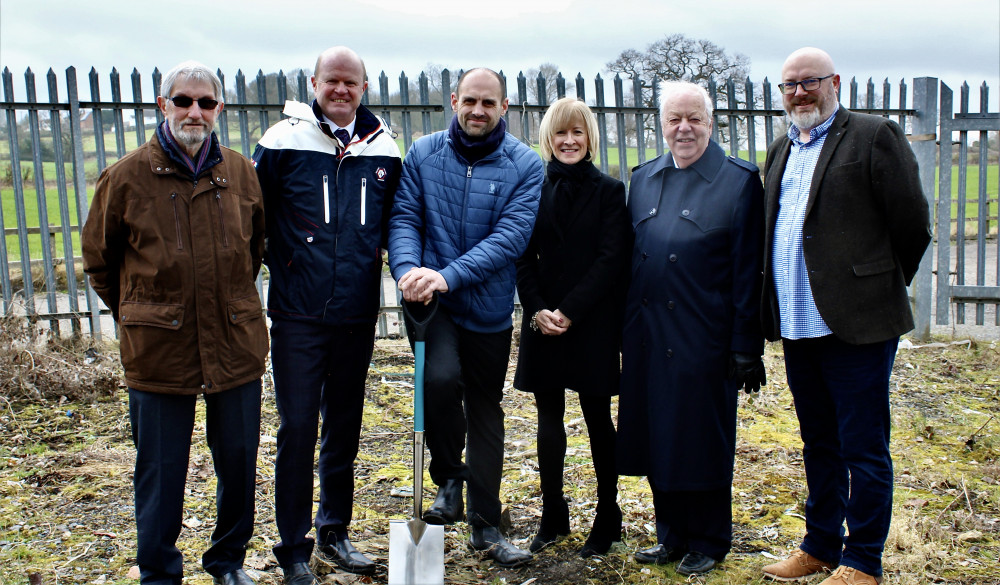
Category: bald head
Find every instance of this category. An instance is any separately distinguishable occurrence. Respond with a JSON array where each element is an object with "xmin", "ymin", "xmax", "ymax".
[
  {"xmin": 782, "ymin": 47, "xmax": 835, "ymax": 78},
  {"xmin": 314, "ymin": 46, "xmax": 366, "ymax": 80},
  {"xmin": 781, "ymin": 47, "xmax": 840, "ymax": 136},
  {"xmin": 311, "ymin": 46, "xmax": 368, "ymax": 127}
]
